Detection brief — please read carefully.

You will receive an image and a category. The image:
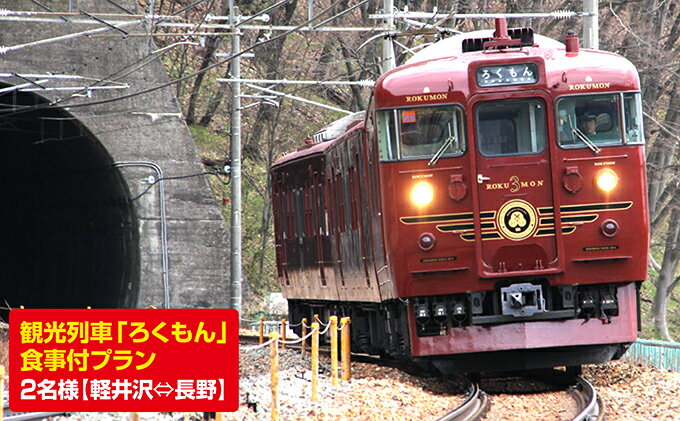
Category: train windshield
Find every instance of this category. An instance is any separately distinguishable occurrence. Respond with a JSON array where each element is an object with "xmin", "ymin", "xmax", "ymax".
[
  {"xmin": 556, "ymin": 93, "xmax": 644, "ymax": 149},
  {"xmin": 476, "ymin": 99, "xmax": 547, "ymax": 156},
  {"xmin": 377, "ymin": 105, "xmax": 466, "ymax": 161}
]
